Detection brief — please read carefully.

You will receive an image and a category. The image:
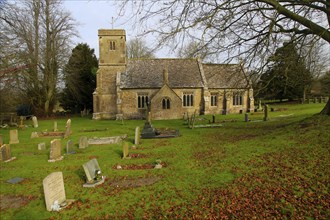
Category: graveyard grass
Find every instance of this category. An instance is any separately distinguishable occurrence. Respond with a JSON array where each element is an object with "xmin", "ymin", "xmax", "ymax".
[{"xmin": 0, "ymin": 103, "xmax": 329, "ymax": 219}]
